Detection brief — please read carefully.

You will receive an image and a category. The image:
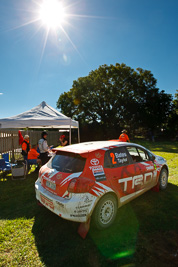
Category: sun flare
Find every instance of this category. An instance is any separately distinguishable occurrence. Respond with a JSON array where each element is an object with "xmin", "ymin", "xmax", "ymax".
[{"xmin": 39, "ymin": 0, "xmax": 66, "ymax": 30}]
